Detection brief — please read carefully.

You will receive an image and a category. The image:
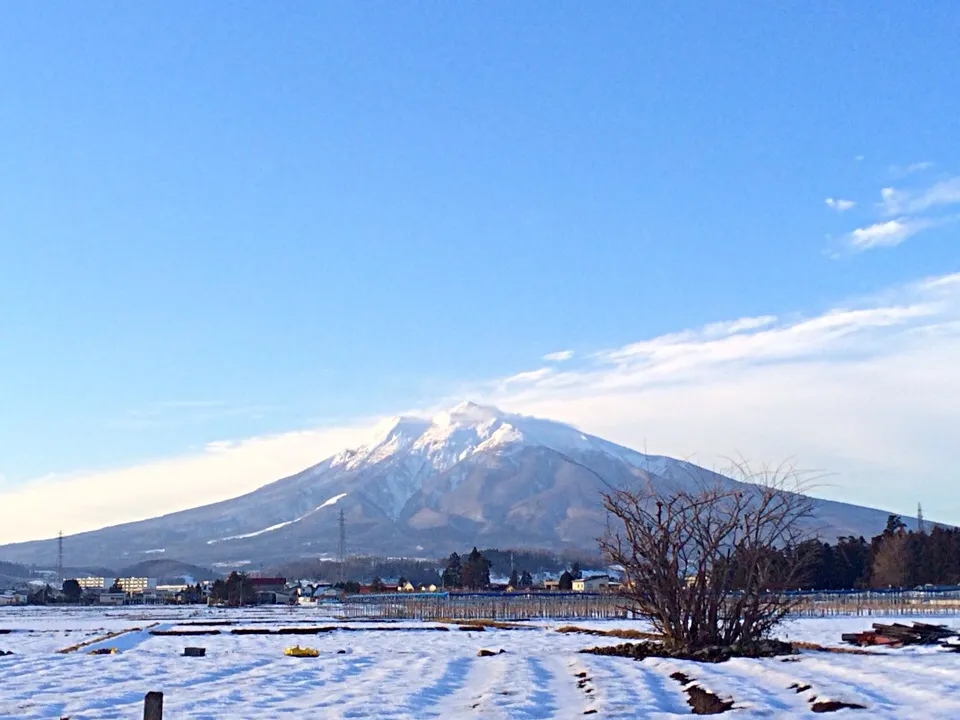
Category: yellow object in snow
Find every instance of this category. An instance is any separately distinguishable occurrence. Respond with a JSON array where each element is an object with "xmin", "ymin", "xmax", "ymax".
[{"xmin": 284, "ymin": 644, "xmax": 319, "ymax": 658}]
